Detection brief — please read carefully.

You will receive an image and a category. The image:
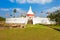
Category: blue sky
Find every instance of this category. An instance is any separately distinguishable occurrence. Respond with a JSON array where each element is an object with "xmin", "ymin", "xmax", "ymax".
[{"xmin": 0, "ymin": 0, "xmax": 60, "ymax": 18}]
